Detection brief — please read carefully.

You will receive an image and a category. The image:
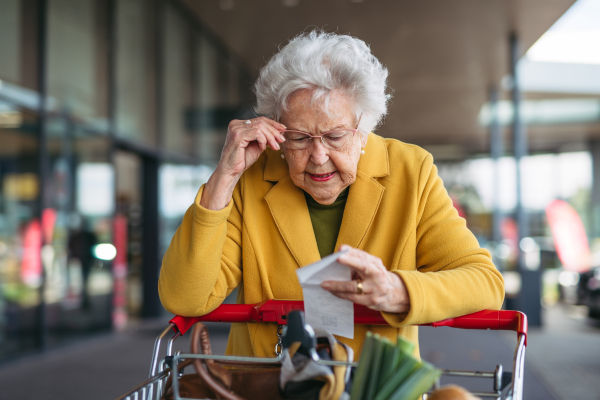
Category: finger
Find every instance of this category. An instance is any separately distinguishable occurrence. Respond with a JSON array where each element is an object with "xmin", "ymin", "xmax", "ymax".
[
  {"xmin": 251, "ymin": 131, "xmax": 267, "ymax": 151},
  {"xmin": 338, "ymin": 243, "xmax": 350, "ymax": 252},
  {"xmin": 340, "ymin": 248, "xmax": 384, "ymax": 278},
  {"xmin": 321, "ymin": 279, "xmax": 370, "ymax": 294},
  {"xmin": 256, "ymin": 116, "xmax": 286, "ymax": 131},
  {"xmin": 243, "ymin": 118, "xmax": 285, "ymax": 146},
  {"xmin": 229, "ymin": 119, "xmax": 243, "ymax": 129},
  {"xmin": 250, "ymin": 122, "xmax": 281, "ymax": 150},
  {"xmin": 328, "ymin": 291, "xmax": 374, "ymax": 307},
  {"xmin": 264, "ymin": 122, "xmax": 286, "ymax": 143},
  {"xmin": 238, "ymin": 119, "xmax": 252, "ymax": 129},
  {"xmin": 261, "ymin": 123, "xmax": 283, "ymax": 149},
  {"xmin": 337, "ymin": 252, "xmax": 371, "ymax": 276},
  {"xmin": 238, "ymin": 125, "xmax": 269, "ymax": 151}
]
